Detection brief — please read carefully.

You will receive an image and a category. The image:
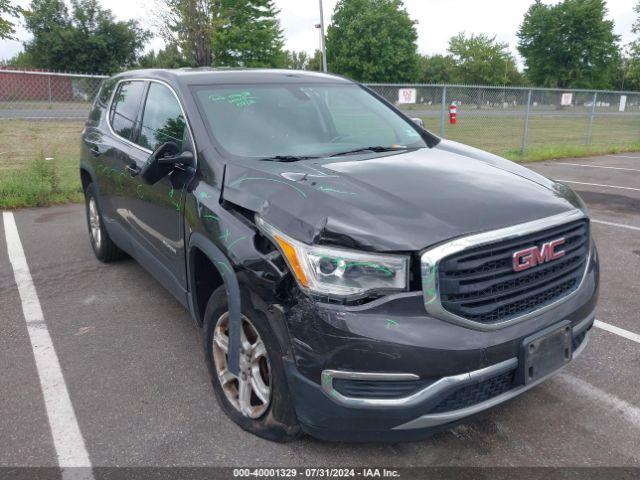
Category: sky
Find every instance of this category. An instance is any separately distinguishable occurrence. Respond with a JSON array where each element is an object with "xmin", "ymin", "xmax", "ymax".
[{"xmin": 0, "ymin": 0, "xmax": 637, "ymax": 67}]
